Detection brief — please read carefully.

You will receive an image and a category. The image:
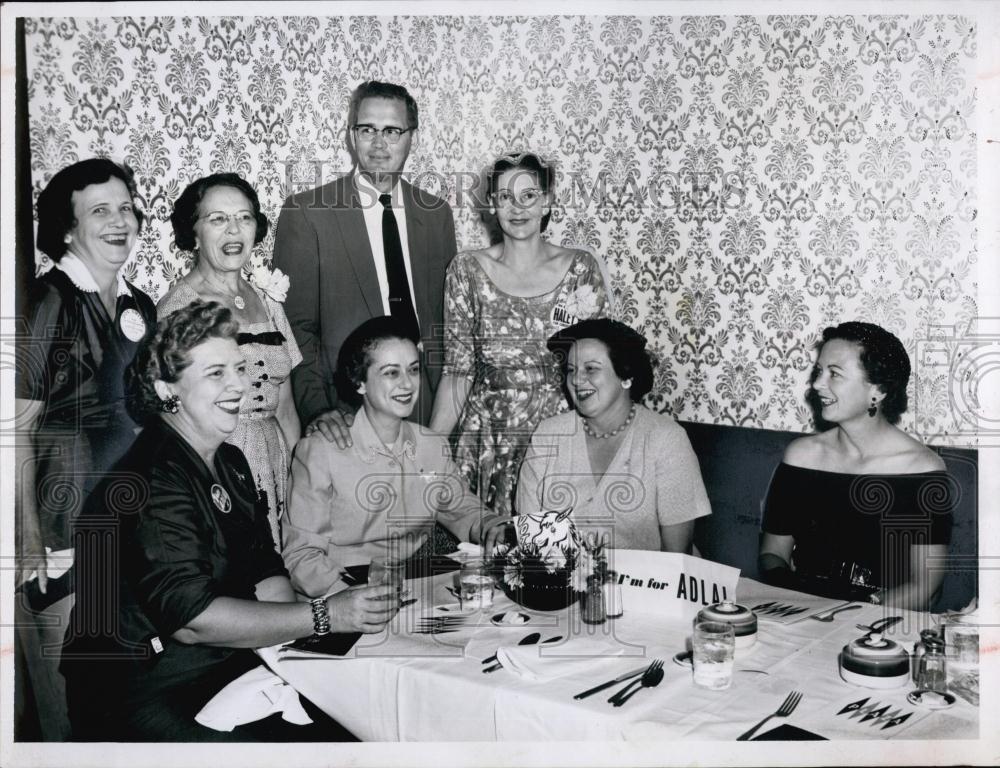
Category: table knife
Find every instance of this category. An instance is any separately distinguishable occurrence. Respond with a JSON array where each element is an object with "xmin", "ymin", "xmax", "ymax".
[{"xmin": 573, "ymin": 665, "xmax": 649, "ymax": 700}]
